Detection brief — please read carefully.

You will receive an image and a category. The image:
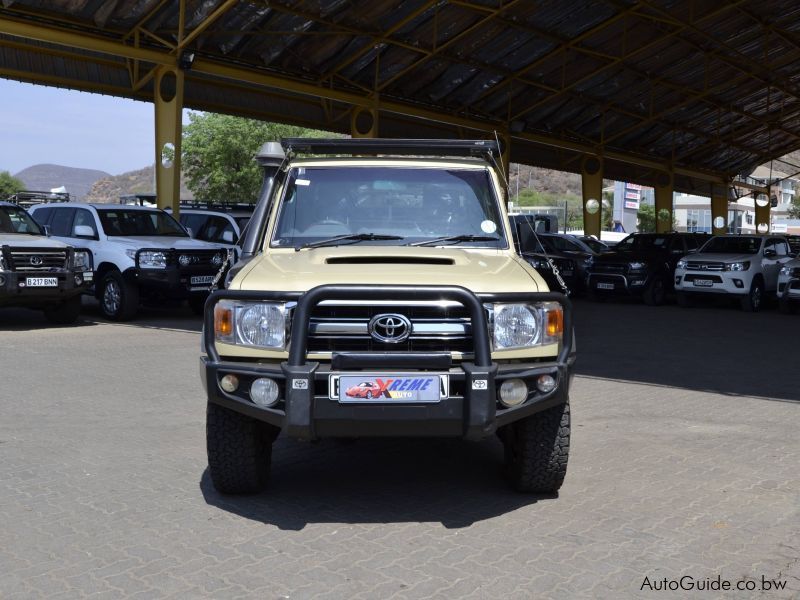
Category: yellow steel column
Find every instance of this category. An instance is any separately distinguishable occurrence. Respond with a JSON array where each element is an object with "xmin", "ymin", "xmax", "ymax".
[
  {"xmin": 711, "ymin": 182, "xmax": 729, "ymax": 235},
  {"xmin": 754, "ymin": 192, "xmax": 771, "ymax": 234},
  {"xmin": 351, "ymin": 106, "xmax": 379, "ymax": 138},
  {"xmin": 653, "ymin": 171, "xmax": 674, "ymax": 233},
  {"xmin": 154, "ymin": 65, "xmax": 185, "ymax": 214},
  {"xmin": 581, "ymin": 155, "xmax": 603, "ymax": 238}
]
